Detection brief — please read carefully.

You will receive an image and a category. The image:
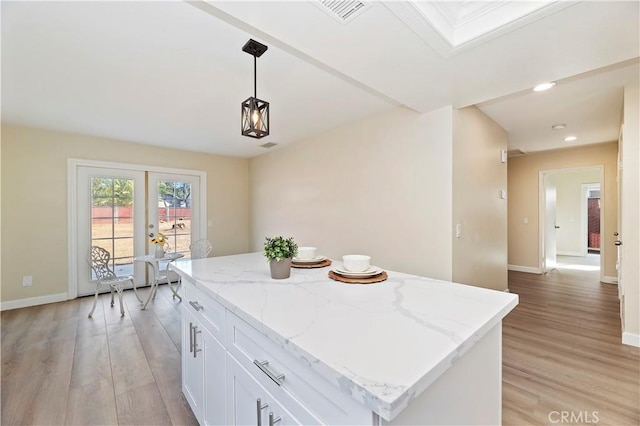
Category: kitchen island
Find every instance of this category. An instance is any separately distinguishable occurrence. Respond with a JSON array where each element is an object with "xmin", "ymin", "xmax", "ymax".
[{"xmin": 170, "ymin": 252, "xmax": 518, "ymax": 425}]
